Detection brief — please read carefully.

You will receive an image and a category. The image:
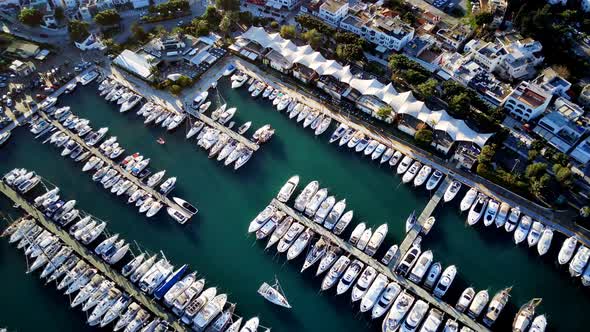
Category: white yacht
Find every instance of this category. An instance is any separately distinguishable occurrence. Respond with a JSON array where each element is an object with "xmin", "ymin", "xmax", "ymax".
[
  {"xmin": 277, "ymin": 175, "xmax": 299, "ymax": 203},
  {"xmin": 483, "ymin": 287, "xmax": 511, "ymax": 327},
  {"xmin": 505, "ymin": 207, "xmax": 521, "ymax": 233},
  {"xmin": 389, "ymin": 151, "xmax": 403, "ymax": 167},
  {"xmin": 316, "ymin": 247, "xmax": 339, "ymax": 276},
  {"xmin": 323, "ymin": 199, "xmax": 346, "ymax": 230},
  {"xmin": 380, "ymin": 147, "xmax": 395, "ymax": 164},
  {"xmin": 433, "ymin": 265, "xmax": 456, "ymax": 298},
  {"xmin": 371, "ymin": 143, "xmax": 386, "ymax": 160},
  {"xmin": 321, "ymin": 255, "xmax": 350, "ymax": 291},
  {"xmin": 467, "ymin": 194, "xmax": 487, "ymax": 226},
  {"xmin": 382, "ymin": 291, "xmax": 415, "ymax": 332},
  {"xmin": 351, "ymin": 266, "xmax": 377, "ymax": 302},
  {"xmin": 396, "ymin": 246, "xmax": 421, "ymax": 276},
  {"xmin": 329, "ymin": 123, "xmax": 348, "ymax": 143},
  {"xmin": 313, "ymin": 196, "xmax": 335, "ymax": 223},
  {"xmin": 482, "ymin": 200, "xmax": 499, "ymax": 226},
  {"xmin": 304, "ymin": 188, "xmax": 328, "ymax": 217},
  {"xmin": 527, "ymin": 221, "xmax": 545, "ymax": 247},
  {"xmin": 333, "ymin": 210, "xmax": 353, "ymax": 235},
  {"xmin": 569, "ymin": 246, "xmax": 590, "ymax": 277},
  {"xmin": 400, "ymin": 300, "xmax": 428, "ymax": 332},
  {"xmin": 514, "ymin": 215, "xmax": 532, "ymax": 244},
  {"xmin": 266, "ymin": 216, "xmax": 293, "ymax": 250},
  {"xmin": 286, "ymin": 228, "xmax": 313, "ymax": 260},
  {"xmin": 294, "ymin": 181, "xmax": 319, "ymax": 212},
  {"xmin": 371, "ymin": 281, "xmax": 401, "ymax": 319},
  {"xmin": 349, "ymin": 222, "xmax": 366, "ymax": 246},
  {"xmin": 276, "ymin": 223, "xmax": 305, "ymax": 253},
  {"xmin": 529, "ymin": 314, "xmax": 547, "ymax": 332},
  {"xmin": 408, "ymin": 250, "xmax": 433, "ymax": 283},
  {"xmin": 495, "ymin": 202, "xmax": 510, "ymax": 228},
  {"xmin": 467, "ymin": 290, "xmax": 489, "ymax": 318},
  {"xmin": 537, "ymin": 228, "xmax": 553, "ymax": 256},
  {"xmin": 425, "ymin": 170, "xmax": 443, "ymax": 191},
  {"xmin": 413, "ymin": 165, "xmax": 432, "ymax": 187},
  {"xmin": 402, "ymin": 161, "xmax": 421, "ymax": 184},
  {"xmin": 336, "ymin": 259, "xmax": 363, "ymax": 295},
  {"xmin": 456, "ymin": 287, "xmax": 475, "ymax": 312},
  {"xmin": 365, "ymin": 224, "xmax": 388, "ymax": 256},
  {"xmin": 359, "ymin": 273, "xmax": 388, "ymax": 312},
  {"xmin": 301, "ymin": 238, "xmax": 327, "ymax": 272},
  {"xmin": 460, "ymin": 188, "xmax": 478, "ymax": 212},
  {"xmin": 396, "ymin": 156, "xmax": 413, "ymax": 175},
  {"xmin": 248, "ymin": 205, "xmax": 275, "ymax": 233}
]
